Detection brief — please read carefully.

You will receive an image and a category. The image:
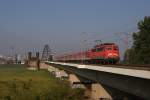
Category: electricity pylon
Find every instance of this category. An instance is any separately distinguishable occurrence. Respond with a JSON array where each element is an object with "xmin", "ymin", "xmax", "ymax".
[{"xmin": 41, "ymin": 44, "xmax": 52, "ymax": 61}]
